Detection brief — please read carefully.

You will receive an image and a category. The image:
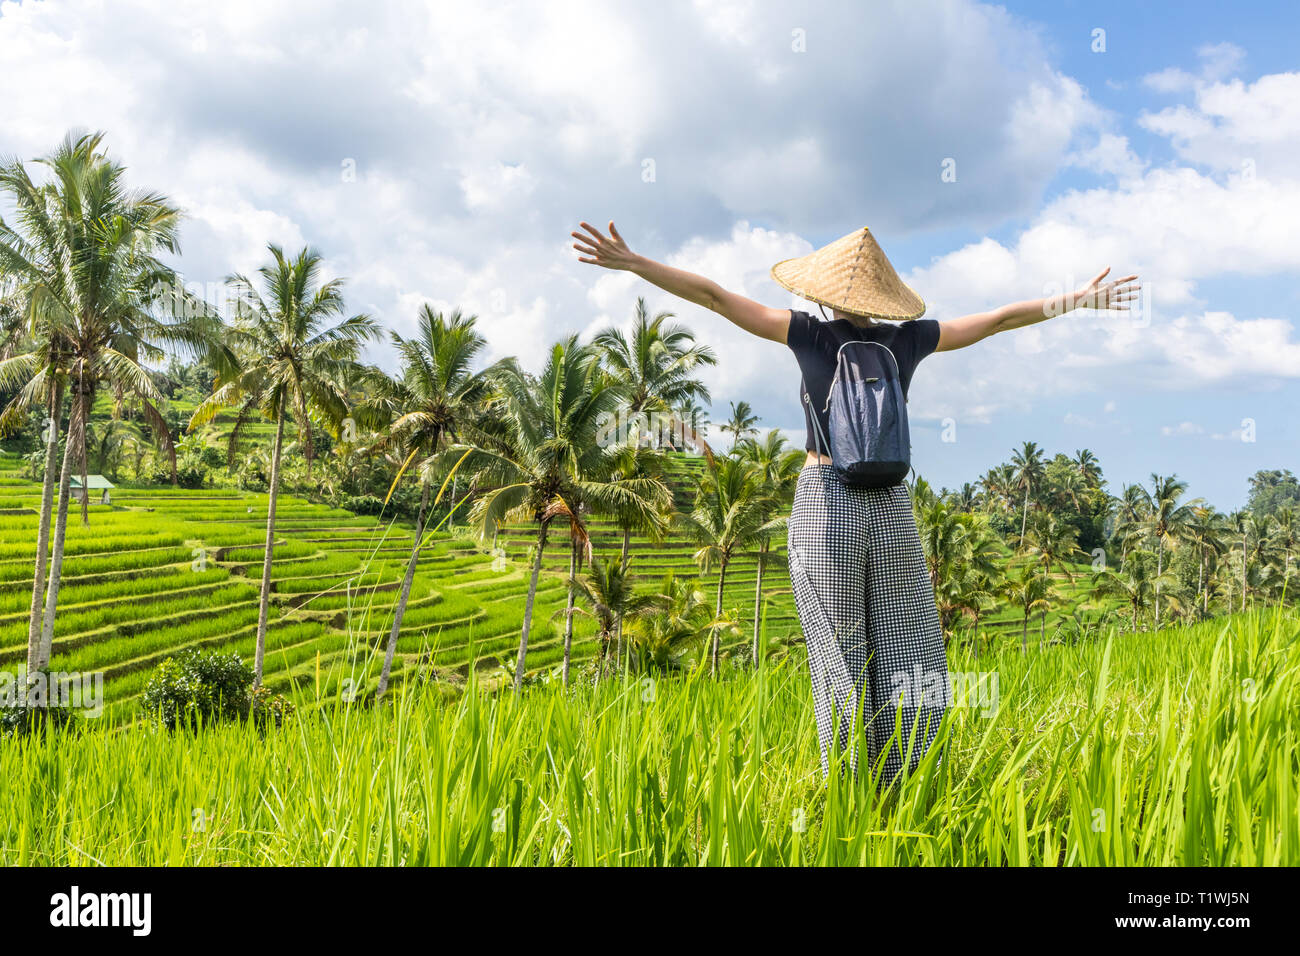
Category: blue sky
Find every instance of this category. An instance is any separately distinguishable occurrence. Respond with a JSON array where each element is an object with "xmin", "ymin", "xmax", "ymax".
[{"xmin": 1, "ymin": 0, "xmax": 1297, "ymax": 509}]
